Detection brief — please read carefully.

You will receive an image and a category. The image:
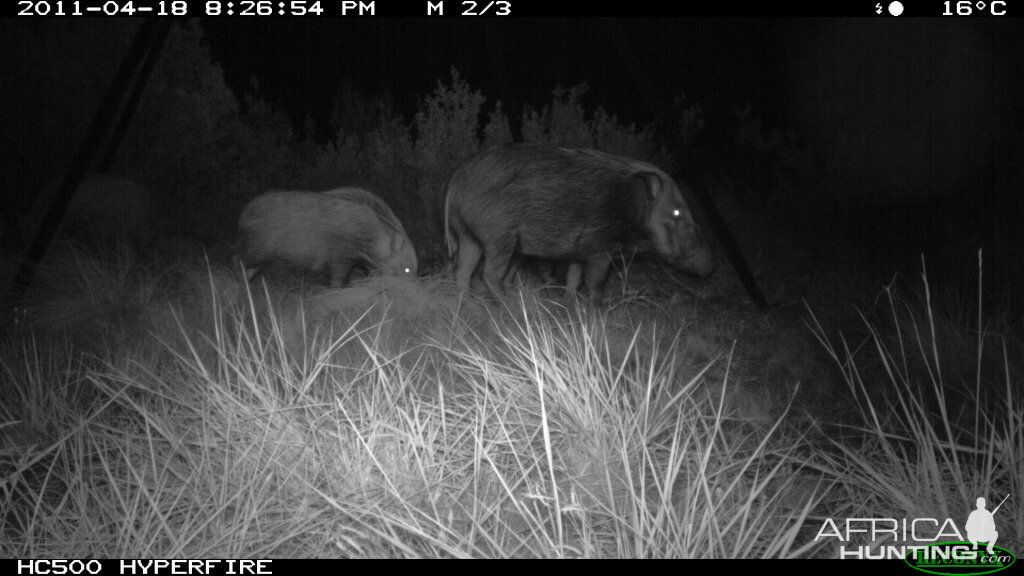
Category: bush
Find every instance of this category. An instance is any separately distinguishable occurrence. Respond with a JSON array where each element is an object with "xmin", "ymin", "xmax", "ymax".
[{"xmin": 522, "ymin": 84, "xmax": 665, "ymax": 167}]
